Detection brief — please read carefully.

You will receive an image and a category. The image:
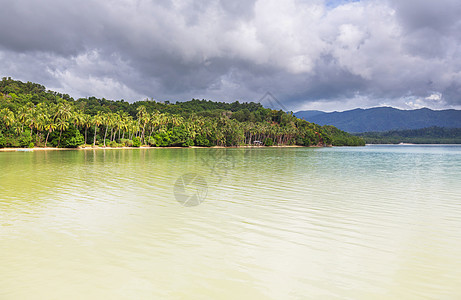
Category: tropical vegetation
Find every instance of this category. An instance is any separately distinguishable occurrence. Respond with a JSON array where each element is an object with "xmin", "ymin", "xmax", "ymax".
[{"xmin": 0, "ymin": 77, "xmax": 365, "ymax": 148}]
